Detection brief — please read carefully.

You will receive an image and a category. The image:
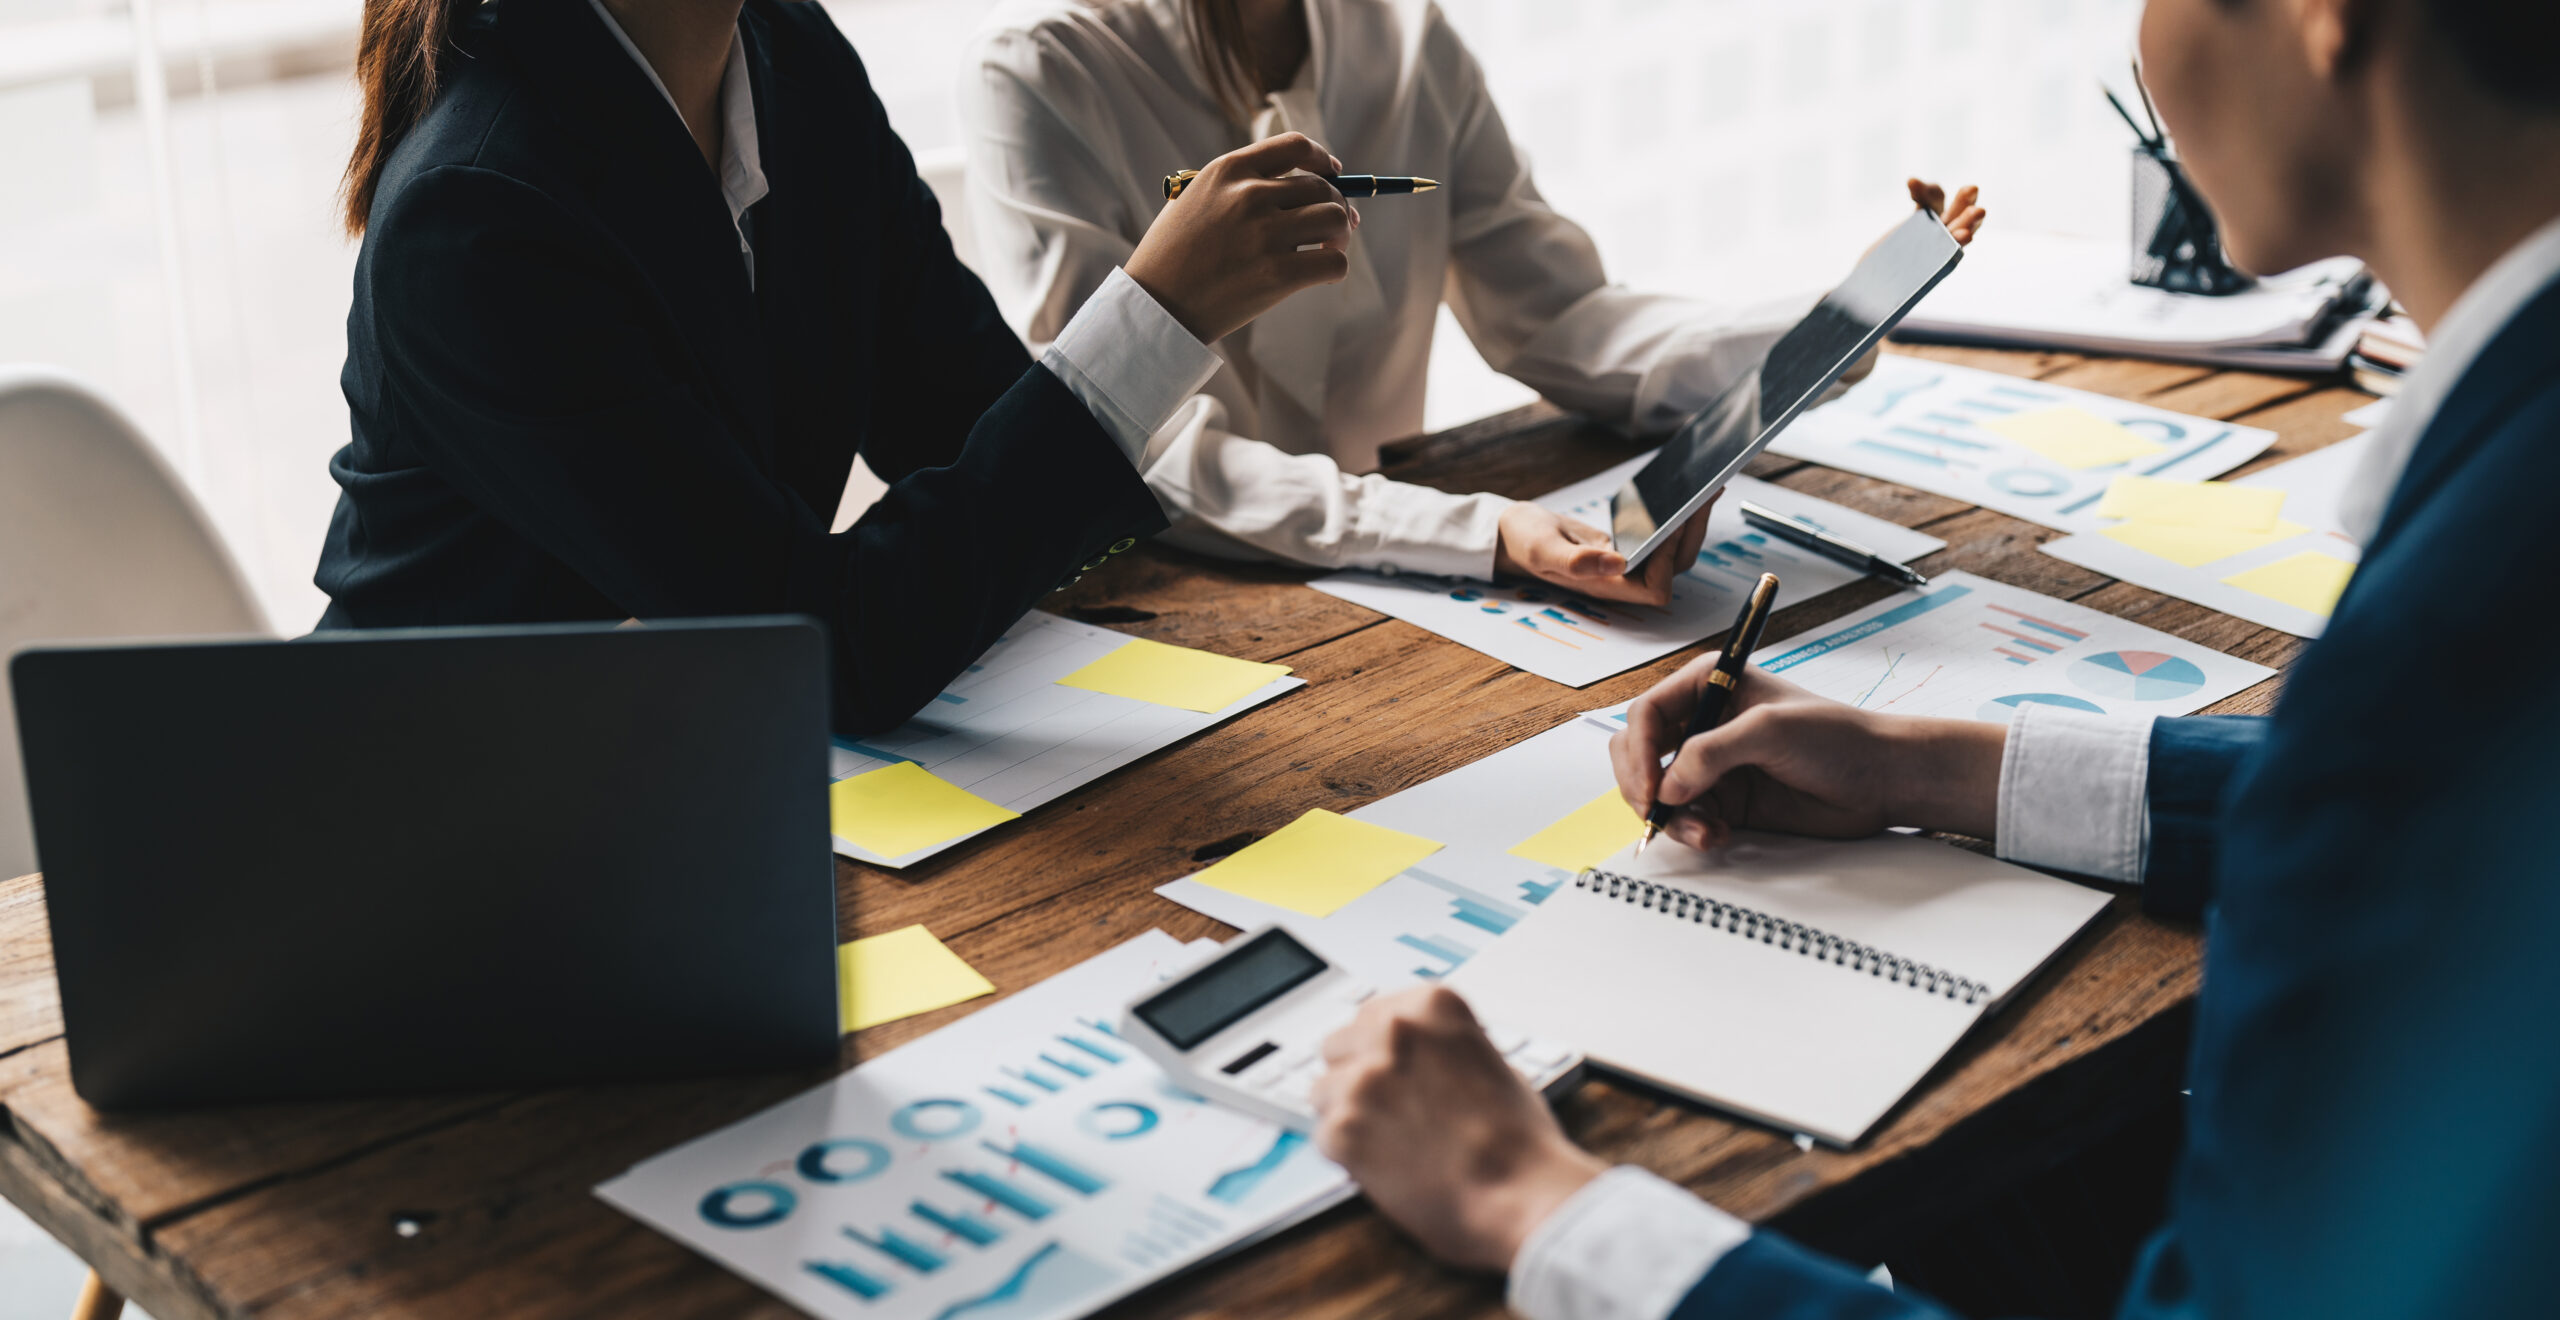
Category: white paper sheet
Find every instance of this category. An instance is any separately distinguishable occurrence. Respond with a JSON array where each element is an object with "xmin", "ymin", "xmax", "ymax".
[
  {"xmin": 597, "ymin": 931, "xmax": 1349, "ymax": 1320},
  {"xmin": 1577, "ymin": 571, "xmax": 2272, "ymax": 730},
  {"xmin": 2038, "ymin": 435, "xmax": 2372, "ymax": 639},
  {"xmin": 1770, "ymin": 357, "xmax": 2276, "ymax": 534},
  {"xmin": 1310, "ymin": 457, "xmax": 1944, "ymax": 687},
  {"xmin": 831, "ymin": 612, "xmax": 1302, "ymax": 867},
  {"xmin": 1157, "ymin": 717, "xmax": 1620, "ymax": 989}
]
